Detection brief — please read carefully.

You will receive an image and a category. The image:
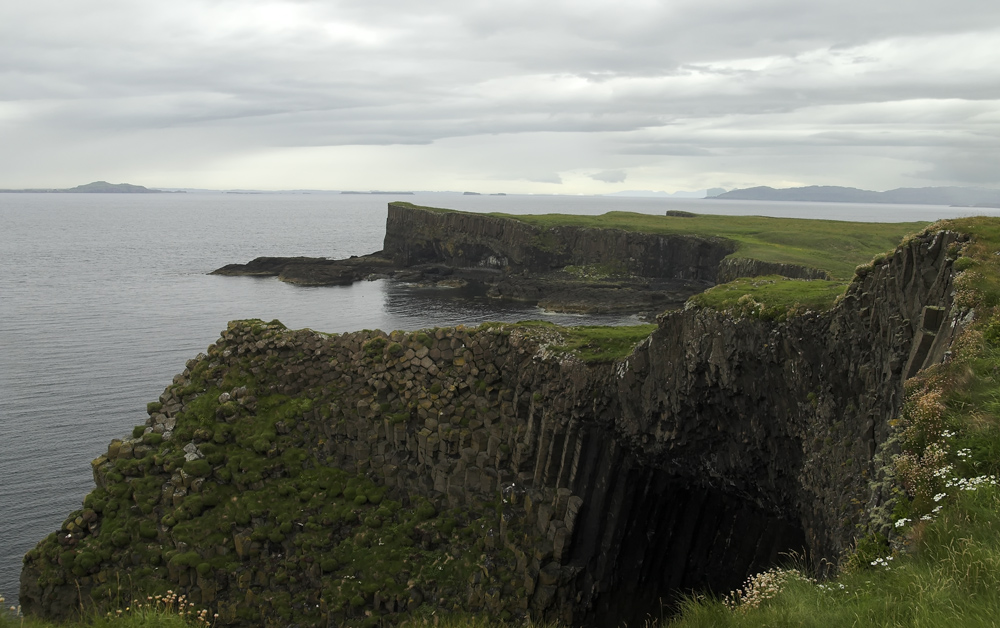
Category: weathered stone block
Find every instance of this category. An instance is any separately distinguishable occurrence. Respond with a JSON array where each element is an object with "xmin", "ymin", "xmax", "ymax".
[{"xmin": 536, "ymin": 503, "xmax": 552, "ymax": 534}]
